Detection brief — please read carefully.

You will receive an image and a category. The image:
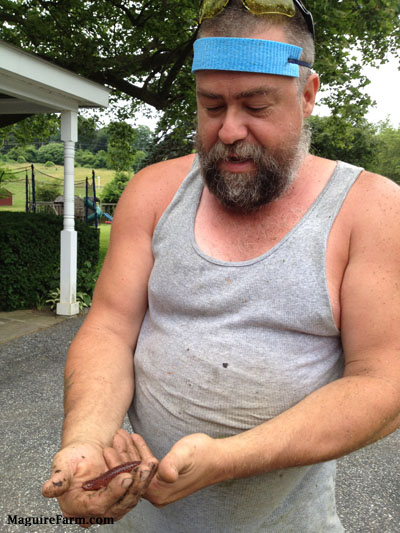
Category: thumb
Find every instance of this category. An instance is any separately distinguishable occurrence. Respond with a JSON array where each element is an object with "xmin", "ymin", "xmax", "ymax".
[
  {"xmin": 42, "ymin": 463, "xmax": 73, "ymax": 498},
  {"xmin": 156, "ymin": 451, "xmax": 186, "ymax": 484},
  {"xmin": 156, "ymin": 457, "xmax": 179, "ymax": 484}
]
